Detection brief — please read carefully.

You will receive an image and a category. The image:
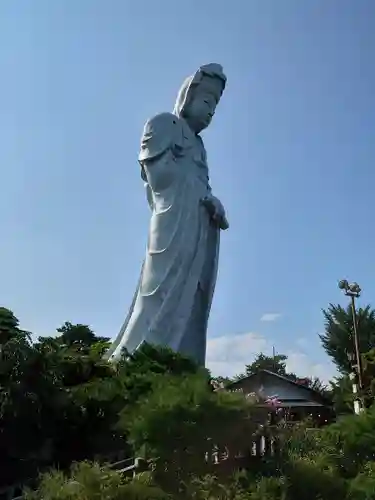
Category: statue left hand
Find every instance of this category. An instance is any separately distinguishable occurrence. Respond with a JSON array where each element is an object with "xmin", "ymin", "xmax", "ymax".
[{"xmin": 201, "ymin": 195, "xmax": 229, "ymax": 230}]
